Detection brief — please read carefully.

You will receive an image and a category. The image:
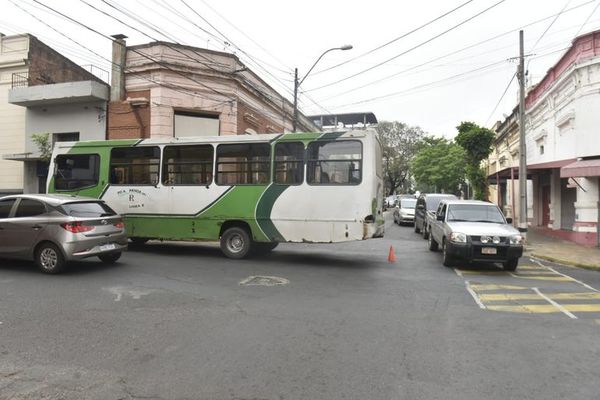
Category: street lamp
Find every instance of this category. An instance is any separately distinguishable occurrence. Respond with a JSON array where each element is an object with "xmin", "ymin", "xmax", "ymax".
[{"xmin": 293, "ymin": 44, "xmax": 353, "ymax": 132}]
